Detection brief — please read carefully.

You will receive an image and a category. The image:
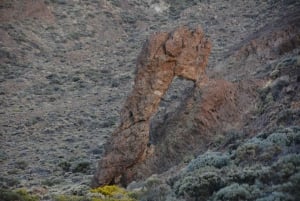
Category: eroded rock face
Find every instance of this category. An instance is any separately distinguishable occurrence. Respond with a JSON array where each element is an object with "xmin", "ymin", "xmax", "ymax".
[
  {"xmin": 121, "ymin": 78, "xmax": 259, "ymax": 184},
  {"xmin": 120, "ymin": 26, "xmax": 211, "ymax": 129},
  {"xmin": 92, "ymin": 26, "xmax": 211, "ymax": 186}
]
